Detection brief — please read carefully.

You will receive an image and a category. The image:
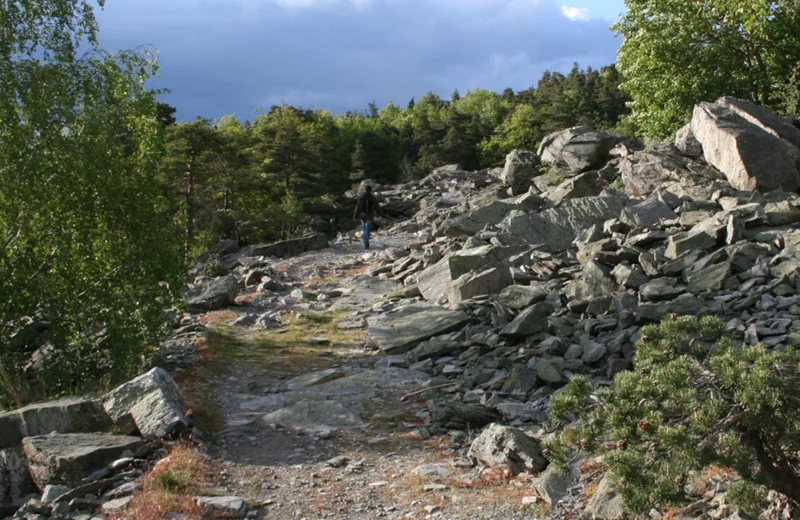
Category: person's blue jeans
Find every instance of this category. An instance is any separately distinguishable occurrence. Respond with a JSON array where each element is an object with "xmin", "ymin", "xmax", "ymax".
[{"xmin": 361, "ymin": 219, "xmax": 374, "ymax": 249}]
